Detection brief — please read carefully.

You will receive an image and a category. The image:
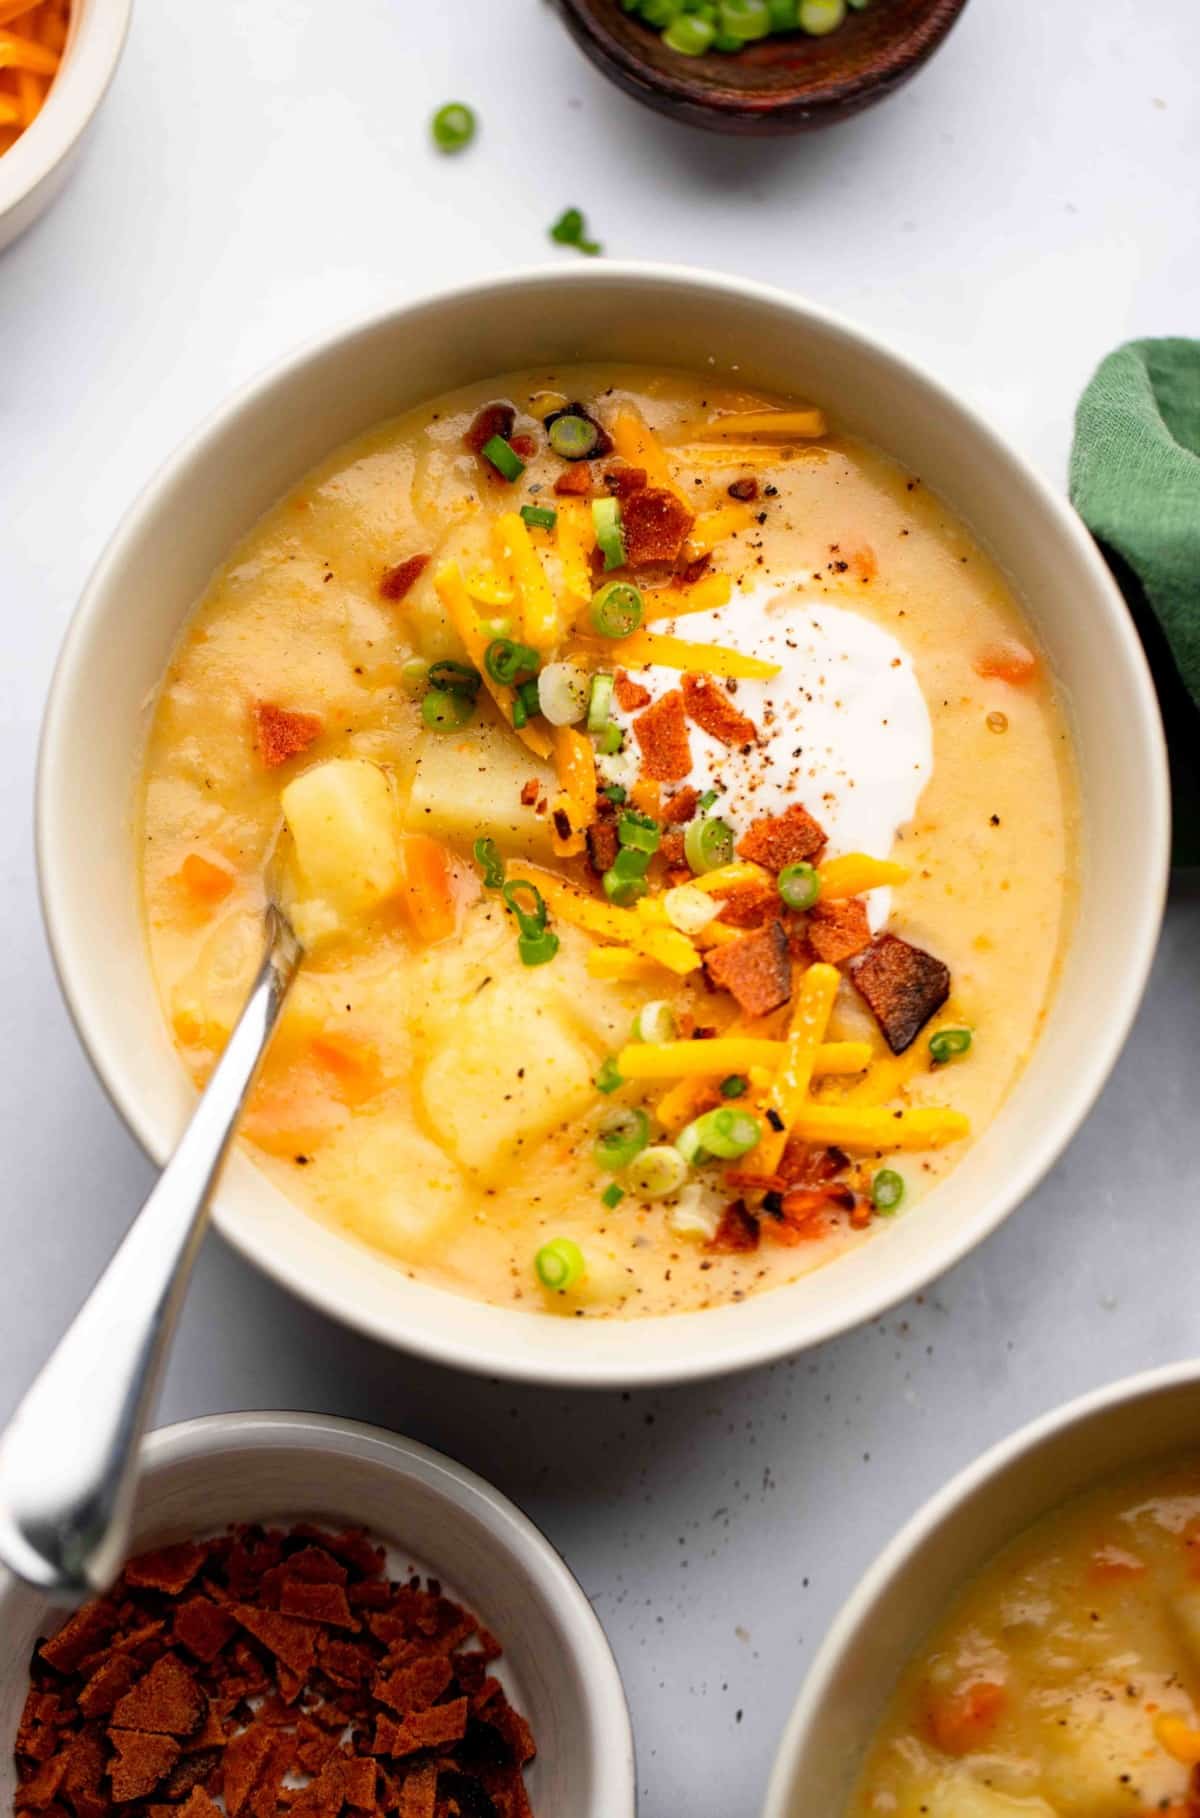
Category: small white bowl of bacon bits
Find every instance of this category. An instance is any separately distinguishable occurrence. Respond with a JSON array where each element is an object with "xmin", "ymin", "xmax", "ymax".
[
  {"xmin": 0, "ymin": 1412, "xmax": 636, "ymax": 1818},
  {"xmin": 0, "ymin": 0, "xmax": 130, "ymax": 253}
]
